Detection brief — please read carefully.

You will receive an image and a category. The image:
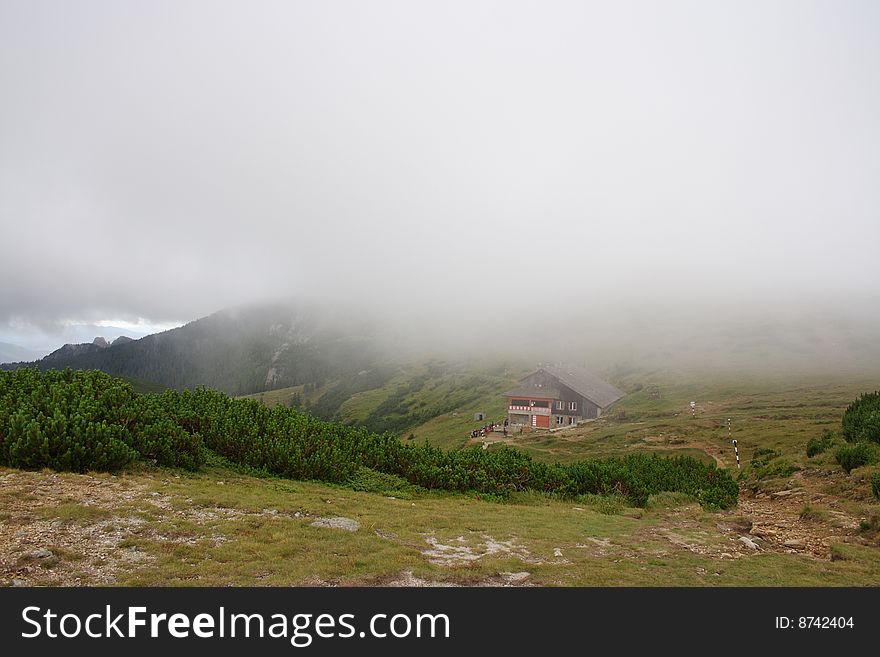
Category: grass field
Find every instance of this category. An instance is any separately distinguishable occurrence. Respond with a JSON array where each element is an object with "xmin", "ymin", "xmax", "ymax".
[
  {"xmin": 240, "ymin": 360, "xmax": 527, "ymax": 441},
  {"xmin": 503, "ymin": 370, "xmax": 875, "ymax": 468},
  {"xmin": 3, "ymin": 367, "xmax": 879, "ymax": 586}
]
